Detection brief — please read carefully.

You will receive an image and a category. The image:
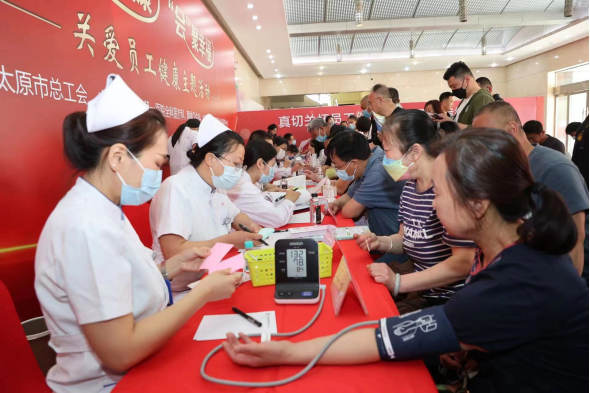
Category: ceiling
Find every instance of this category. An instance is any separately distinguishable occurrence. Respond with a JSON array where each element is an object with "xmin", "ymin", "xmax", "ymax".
[{"xmin": 207, "ymin": 0, "xmax": 589, "ymax": 79}]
